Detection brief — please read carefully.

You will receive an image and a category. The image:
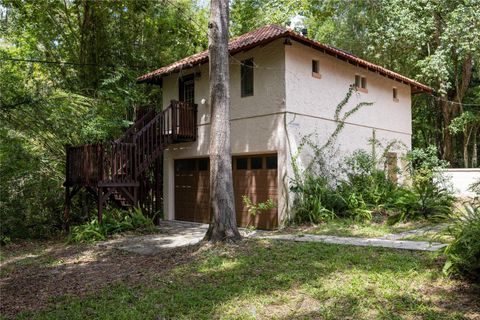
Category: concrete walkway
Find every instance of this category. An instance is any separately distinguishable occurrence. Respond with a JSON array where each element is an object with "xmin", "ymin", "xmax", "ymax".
[
  {"xmin": 381, "ymin": 224, "xmax": 447, "ymax": 241},
  {"xmin": 258, "ymin": 234, "xmax": 446, "ymax": 252},
  {"xmin": 98, "ymin": 220, "xmax": 208, "ymax": 255},
  {"xmin": 110, "ymin": 220, "xmax": 447, "ymax": 255}
]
